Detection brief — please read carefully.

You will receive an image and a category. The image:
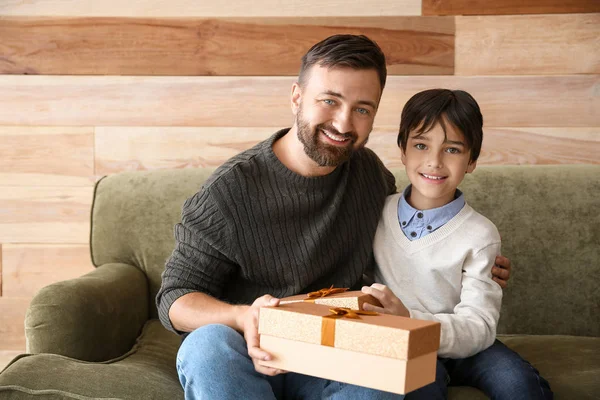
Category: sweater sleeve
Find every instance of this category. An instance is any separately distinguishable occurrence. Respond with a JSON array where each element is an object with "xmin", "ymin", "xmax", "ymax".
[
  {"xmin": 156, "ymin": 188, "xmax": 237, "ymax": 334},
  {"xmin": 409, "ymin": 242, "xmax": 502, "ymax": 358}
]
